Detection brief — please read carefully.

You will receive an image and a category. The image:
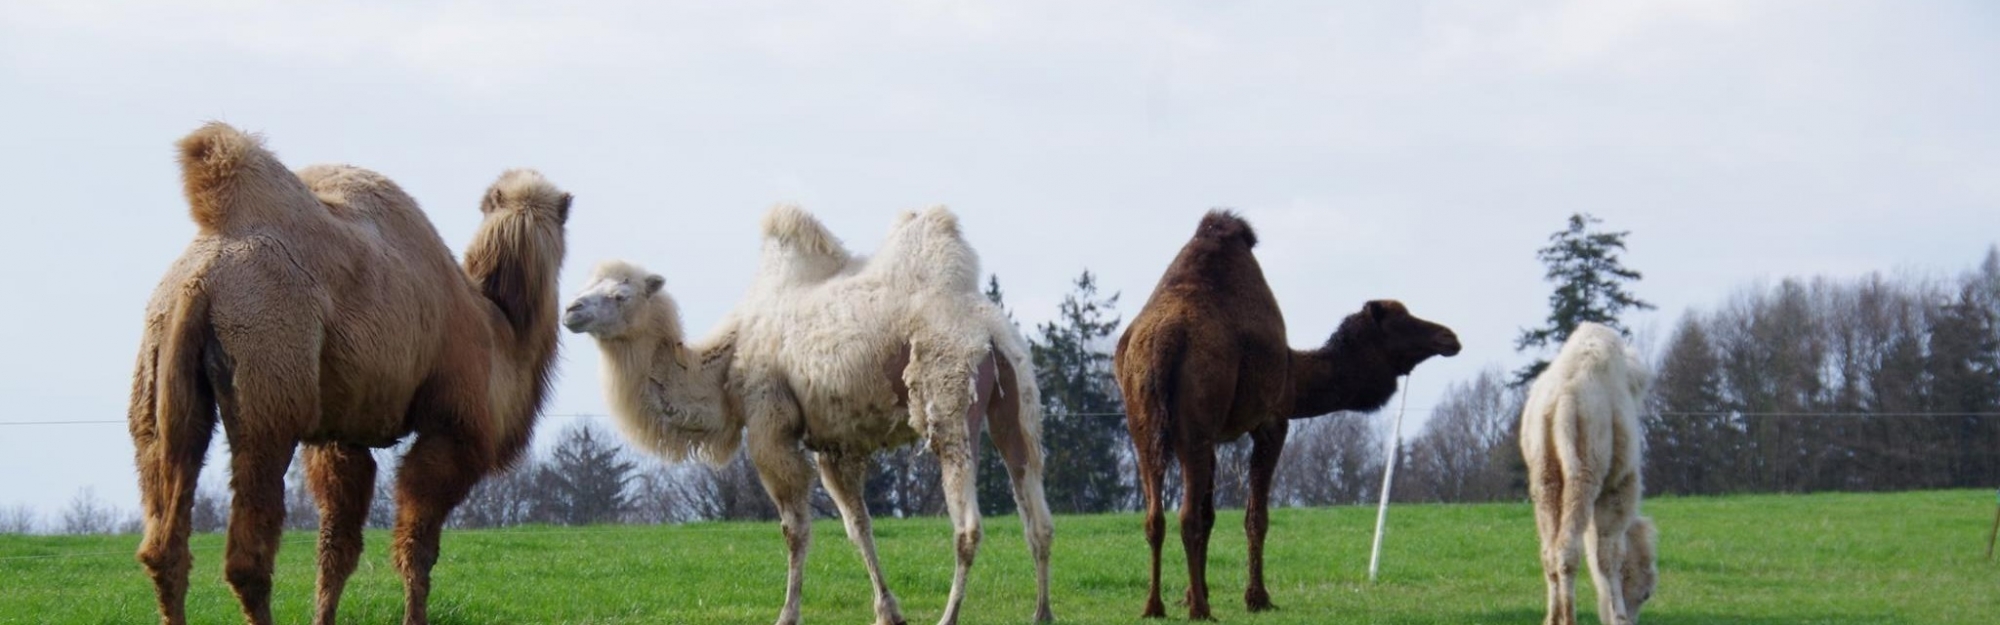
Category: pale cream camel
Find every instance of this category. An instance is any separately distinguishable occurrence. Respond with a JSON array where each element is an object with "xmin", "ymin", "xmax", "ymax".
[
  {"xmin": 1519, "ymin": 322, "xmax": 1660, "ymax": 625},
  {"xmin": 564, "ymin": 205, "xmax": 1053, "ymax": 625}
]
